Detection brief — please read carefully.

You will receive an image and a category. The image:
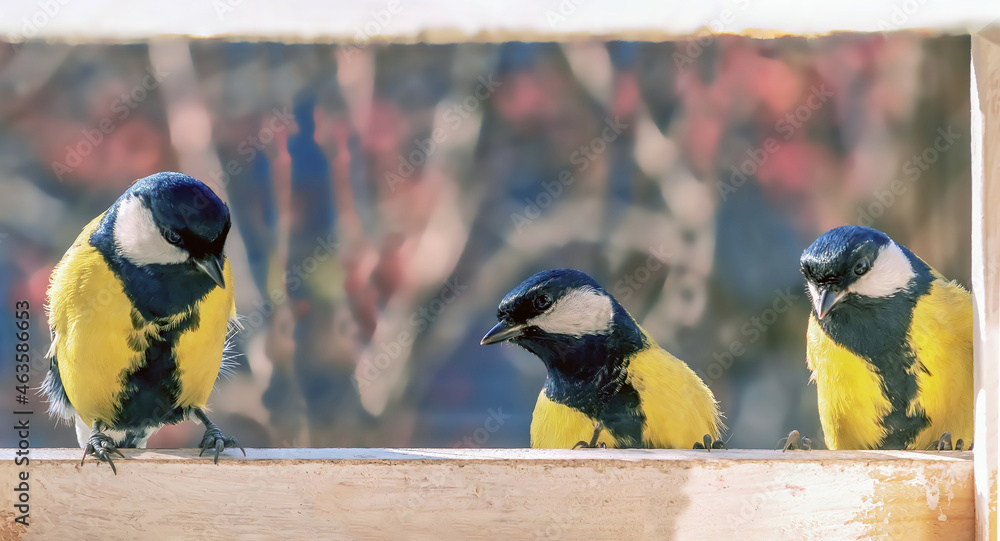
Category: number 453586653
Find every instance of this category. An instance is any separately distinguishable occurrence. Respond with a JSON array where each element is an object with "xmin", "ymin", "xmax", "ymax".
[{"xmin": 14, "ymin": 301, "xmax": 29, "ymax": 400}]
